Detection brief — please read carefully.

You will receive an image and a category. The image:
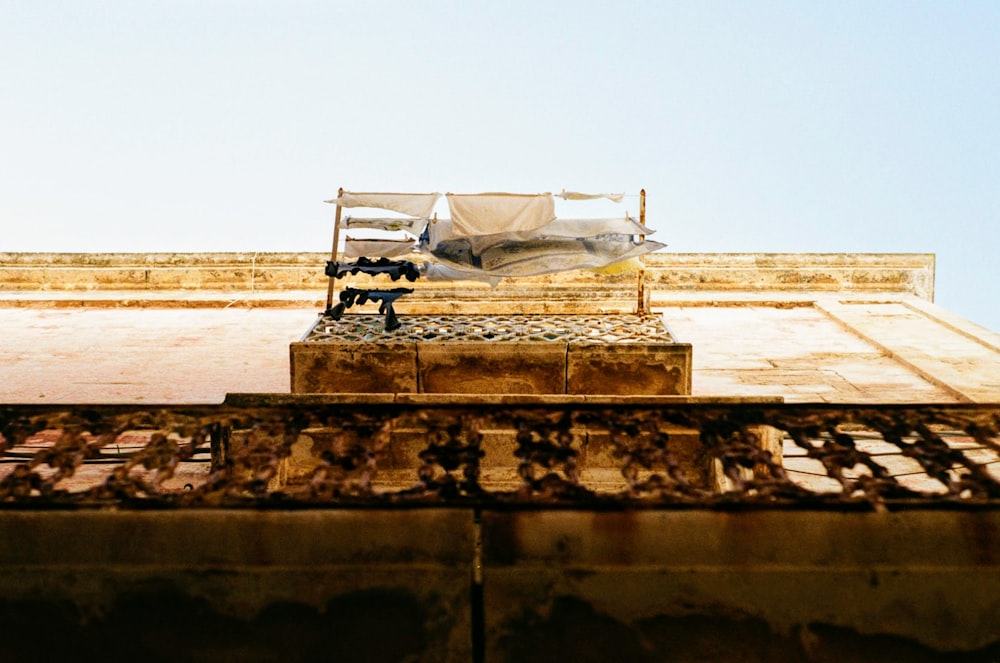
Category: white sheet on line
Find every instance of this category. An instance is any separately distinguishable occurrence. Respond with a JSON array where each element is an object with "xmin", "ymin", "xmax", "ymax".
[
  {"xmin": 445, "ymin": 192, "xmax": 555, "ymax": 237},
  {"xmin": 420, "ymin": 262, "xmax": 501, "ymax": 287},
  {"xmin": 557, "ymin": 190, "xmax": 625, "ymax": 202},
  {"xmin": 326, "ymin": 192, "xmax": 440, "ymax": 218},
  {"xmin": 425, "ymin": 216, "xmax": 653, "ymax": 255},
  {"xmin": 343, "ymin": 237, "xmax": 418, "ymax": 259},
  {"xmin": 340, "ymin": 216, "xmax": 428, "ymax": 235}
]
